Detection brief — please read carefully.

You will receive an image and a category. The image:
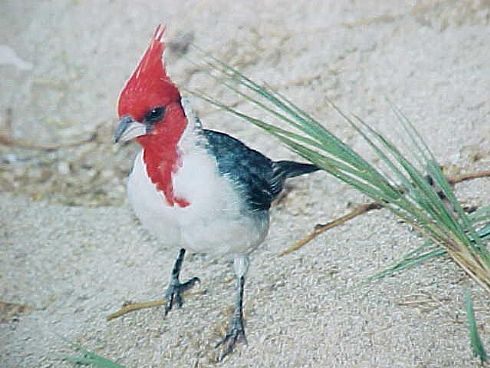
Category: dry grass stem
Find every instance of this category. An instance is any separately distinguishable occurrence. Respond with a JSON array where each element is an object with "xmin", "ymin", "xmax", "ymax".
[{"xmin": 106, "ymin": 300, "xmax": 165, "ymax": 321}]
